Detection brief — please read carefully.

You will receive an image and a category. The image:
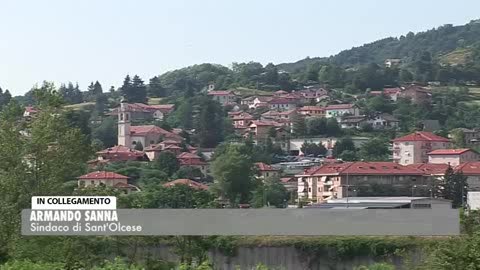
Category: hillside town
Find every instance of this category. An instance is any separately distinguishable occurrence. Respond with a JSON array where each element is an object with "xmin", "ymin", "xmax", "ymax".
[
  {"xmin": 22, "ymin": 81, "xmax": 477, "ymax": 211},
  {"xmin": 4, "ymin": 5, "xmax": 480, "ymax": 269}
]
